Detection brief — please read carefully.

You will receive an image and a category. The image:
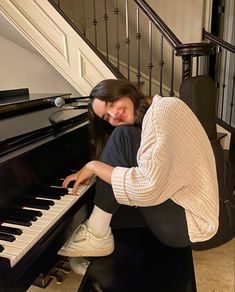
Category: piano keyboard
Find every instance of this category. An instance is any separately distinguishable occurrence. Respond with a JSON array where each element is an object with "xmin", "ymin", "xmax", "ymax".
[{"xmin": 0, "ymin": 182, "xmax": 93, "ymax": 268}]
